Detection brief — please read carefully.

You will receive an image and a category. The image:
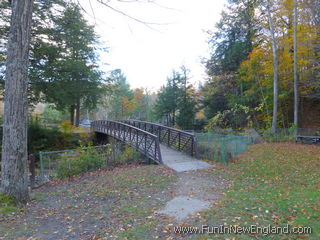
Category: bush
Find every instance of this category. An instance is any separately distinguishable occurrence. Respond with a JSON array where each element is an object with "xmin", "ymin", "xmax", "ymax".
[
  {"xmin": 260, "ymin": 128, "xmax": 295, "ymax": 142},
  {"xmin": 118, "ymin": 145, "xmax": 141, "ymax": 164},
  {"xmin": 205, "ymin": 104, "xmax": 251, "ymax": 130},
  {"xmin": 60, "ymin": 120, "xmax": 77, "ymax": 133},
  {"xmin": 56, "ymin": 146, "xmax": 105, "ymax": 179},
  {"xmin": 28, "ymin": 120, "xmax": 61, "ymax": 156},
  {"xmin": 41, "ymin": 104, "xmax": 64, "ymax": 124}
]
